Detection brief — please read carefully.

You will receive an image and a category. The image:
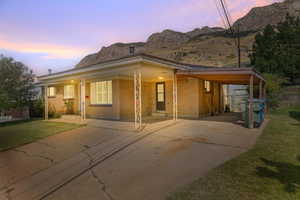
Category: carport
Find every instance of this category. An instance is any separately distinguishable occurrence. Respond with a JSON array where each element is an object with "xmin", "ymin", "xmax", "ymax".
[{"xmin": 176, "ymin": 67, "xmax": 266, "ymax": 128}]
